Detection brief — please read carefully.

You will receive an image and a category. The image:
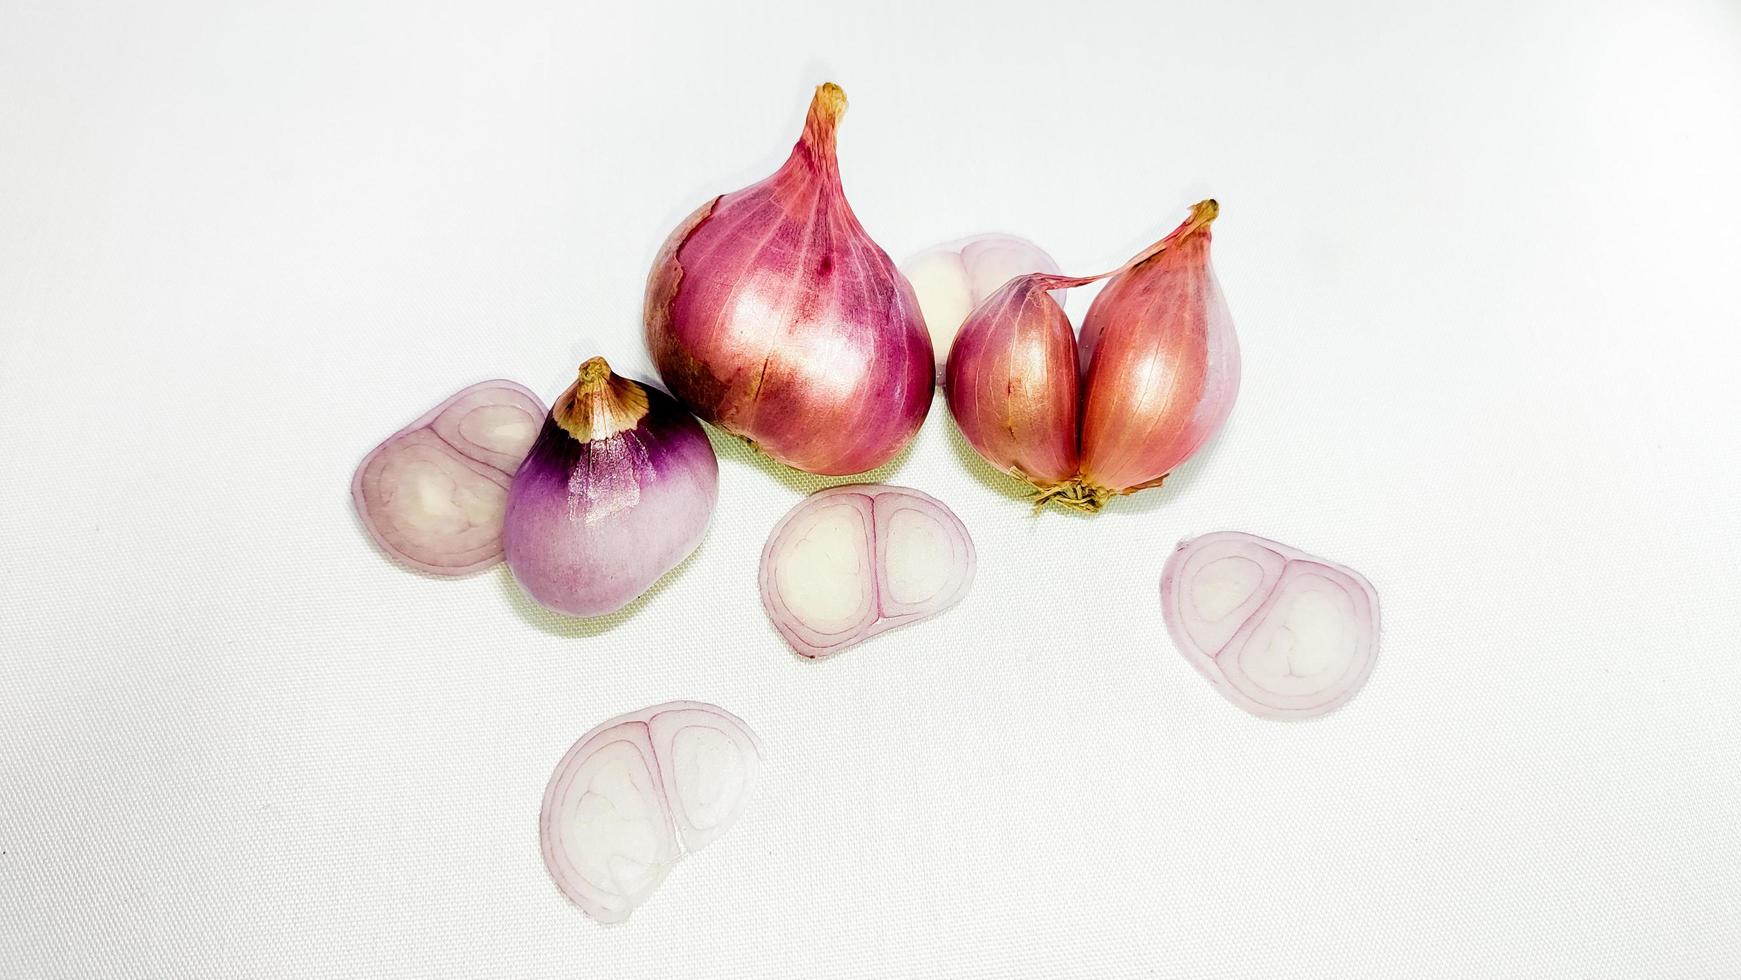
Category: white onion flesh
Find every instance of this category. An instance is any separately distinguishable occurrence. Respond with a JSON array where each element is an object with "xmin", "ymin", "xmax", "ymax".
[
  {"xmin": 1160, "ymin": 531, "xmax": 1380, "ymax": 720},
  {"xmin": 759, "ymin": 485, "xmax": 975, "ymax": 659},
  {"xmin": 540, "ymin": 701, "xmax": 762, "ymax": 924}
]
